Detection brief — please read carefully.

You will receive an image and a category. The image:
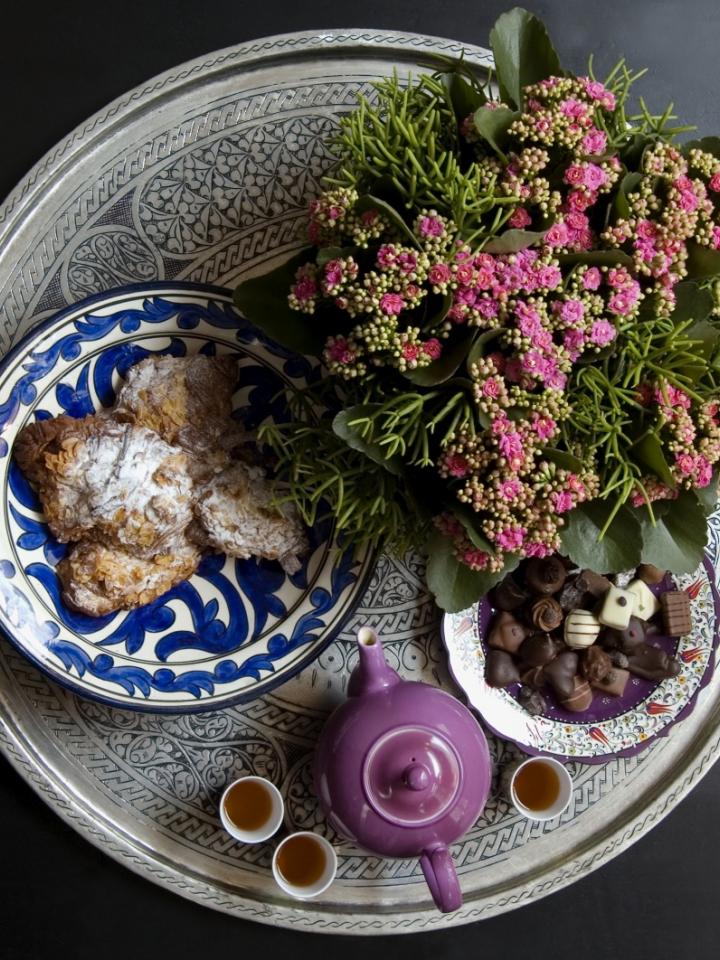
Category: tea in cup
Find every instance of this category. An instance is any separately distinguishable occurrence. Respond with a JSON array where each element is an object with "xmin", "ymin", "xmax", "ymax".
[
  {"xmin": 508, "ymin": 756, "xmax": 573, "ymax": 821},
  {"xmin": 272, "ymin": 831, "xmax": 337, "ymax": 899},
  {"xmin": 220, "ymin": 776, "xmax": 284, "ymax": 843}
]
